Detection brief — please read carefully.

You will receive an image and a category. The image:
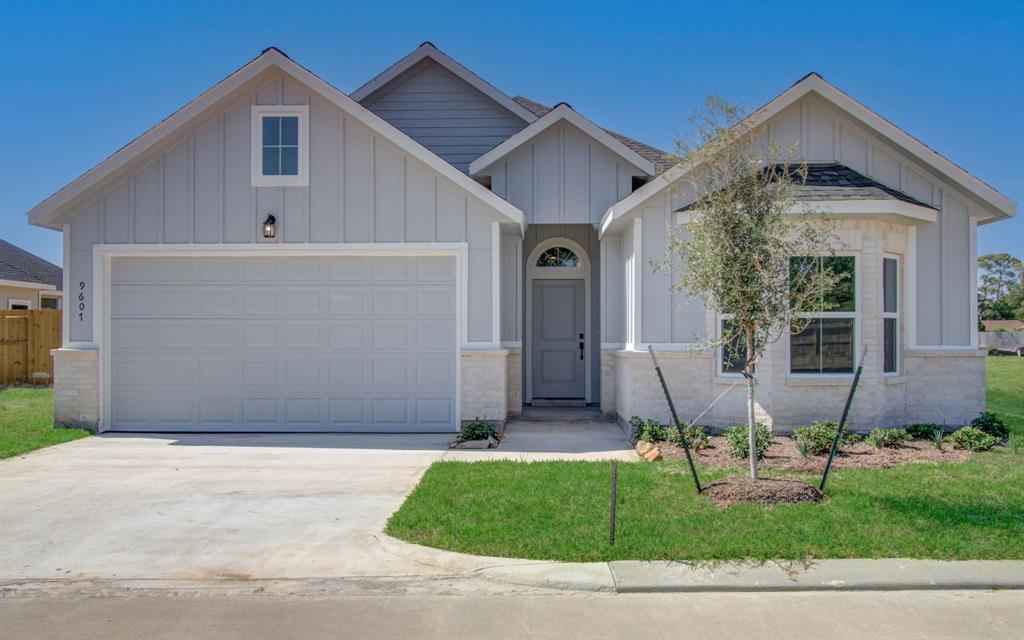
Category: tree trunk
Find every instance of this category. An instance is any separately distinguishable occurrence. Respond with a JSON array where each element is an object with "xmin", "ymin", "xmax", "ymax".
[{"xmin": 745, "ymin": 330, "xmax": 757, "ymax": 480}]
